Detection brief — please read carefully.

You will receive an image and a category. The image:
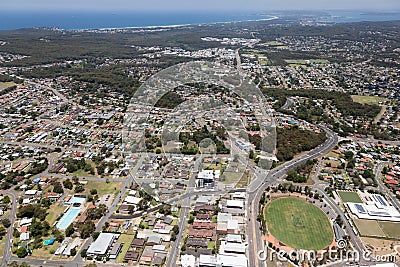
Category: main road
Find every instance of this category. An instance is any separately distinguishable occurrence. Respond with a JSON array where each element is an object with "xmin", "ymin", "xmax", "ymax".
[
  {"xmin": 246, "ymin": 125, "xmax": 339, "ymax": 267},
  {"xmin": 0, "ymin": 190, "xmax": 18, "ymax": 267}
]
